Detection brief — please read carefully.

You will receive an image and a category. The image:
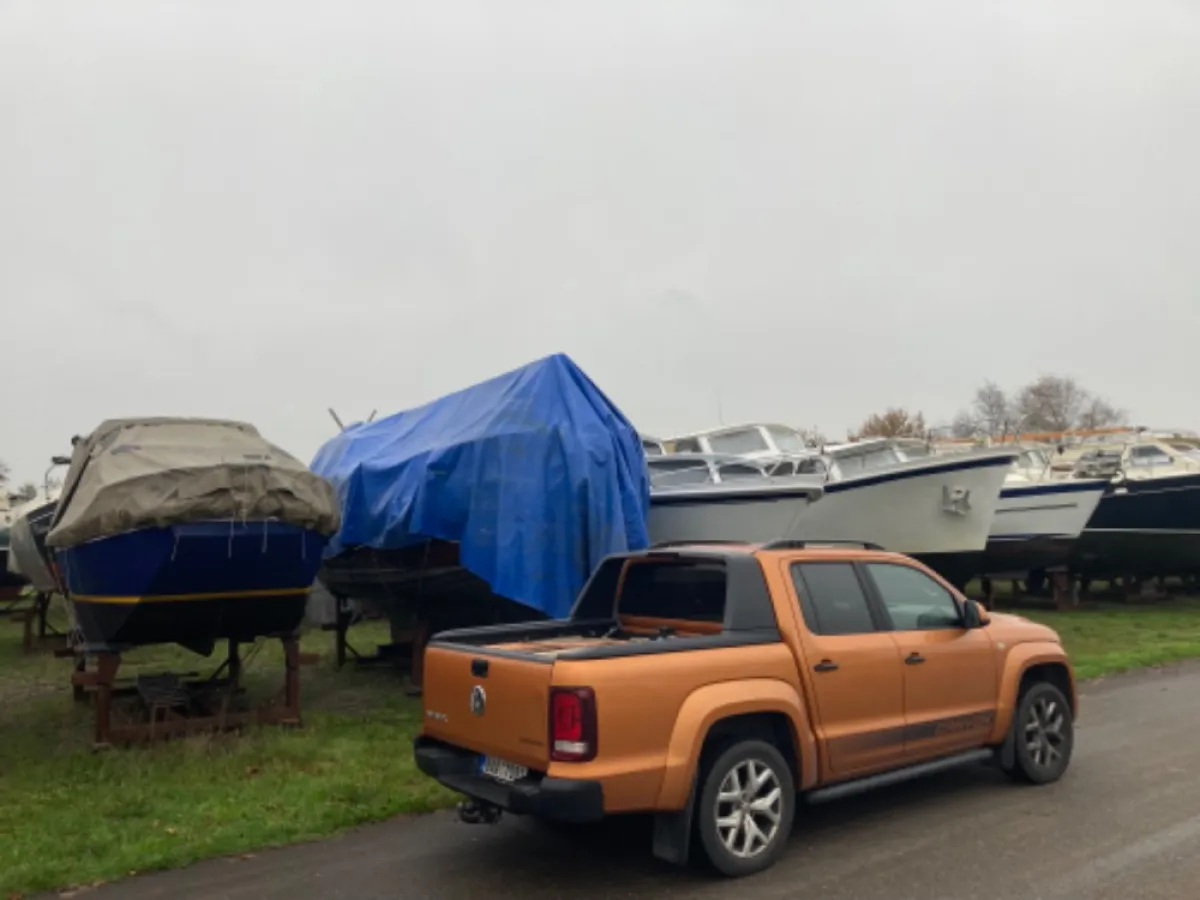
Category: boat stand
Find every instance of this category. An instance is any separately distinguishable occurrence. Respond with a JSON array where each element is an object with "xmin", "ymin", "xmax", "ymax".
[
  {"xmin": 328, "ymin": 597, "xmax": 429, "ymax": 695},
  {"xmin": 1, "ymin": 590, "xmax": 67, "ymax": 653},
  {"xmin": 69, "ymin": 635, "xmax": 318, "ymax": 748}
]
